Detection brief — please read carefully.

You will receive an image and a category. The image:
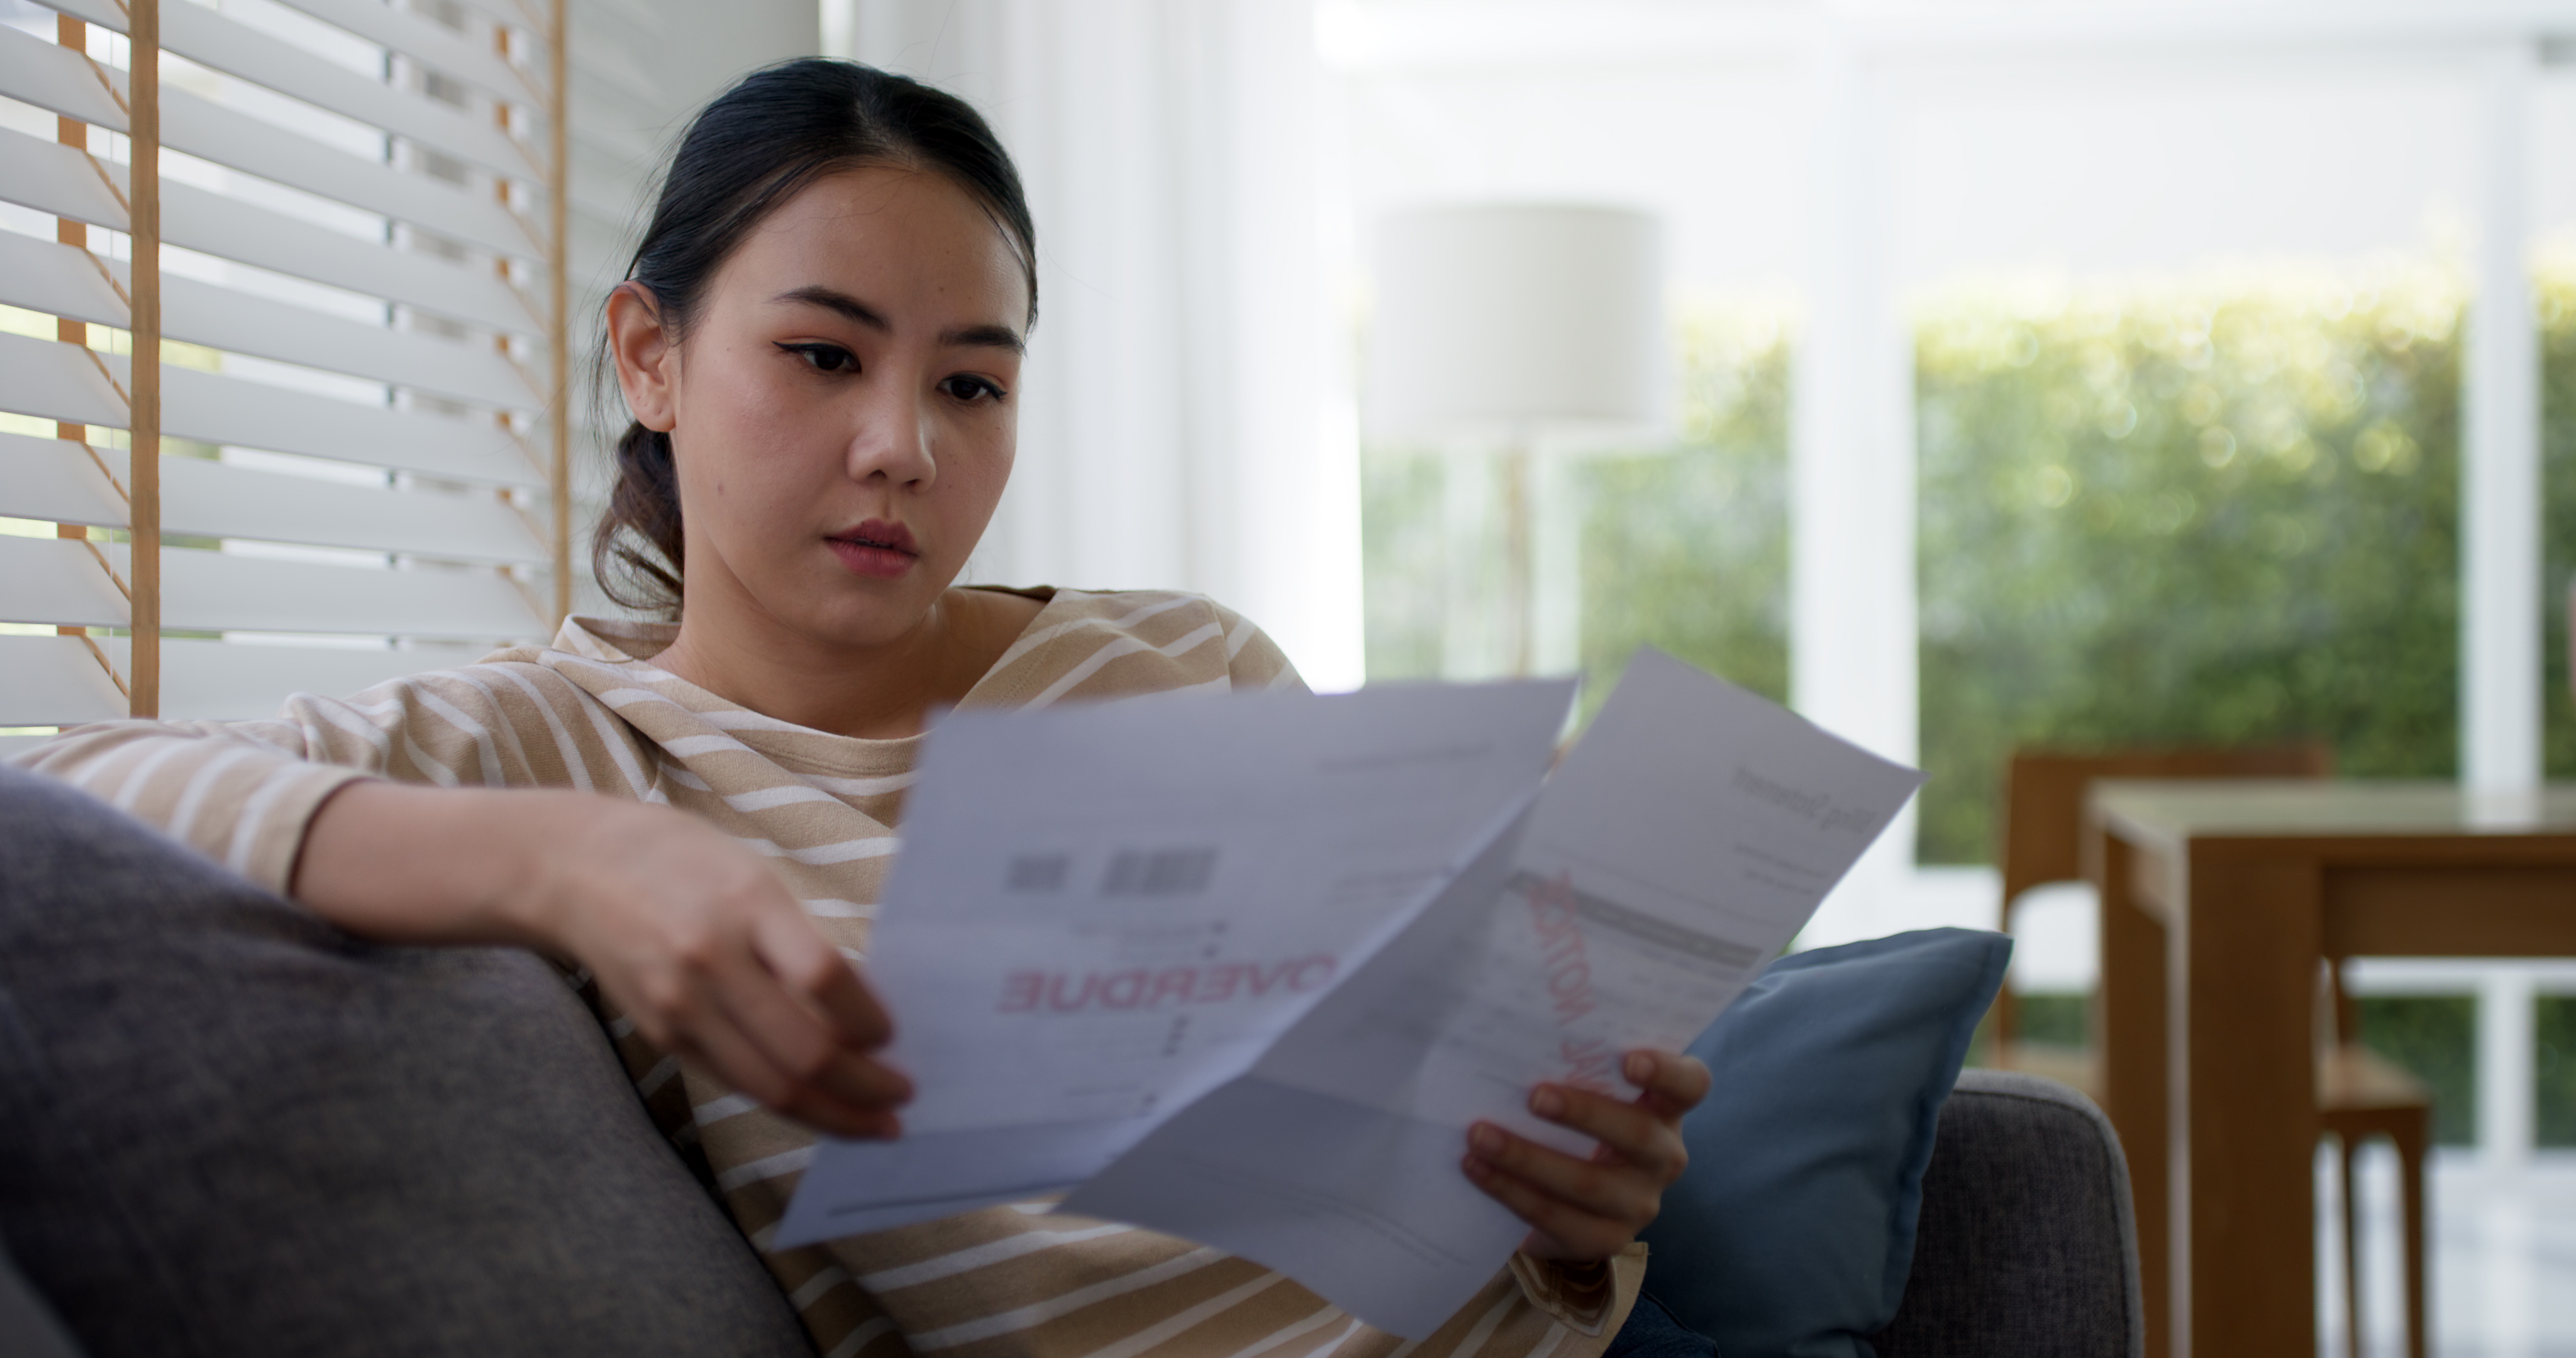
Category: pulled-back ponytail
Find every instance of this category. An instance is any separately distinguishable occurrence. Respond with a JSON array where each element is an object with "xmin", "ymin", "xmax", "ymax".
[{"xmin": 591, "ymin": 58, "xmax": 1036, "ymax": 616}]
